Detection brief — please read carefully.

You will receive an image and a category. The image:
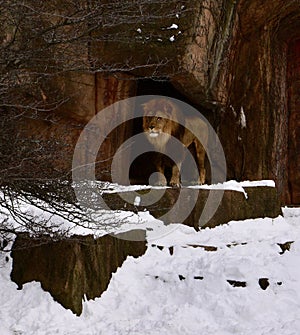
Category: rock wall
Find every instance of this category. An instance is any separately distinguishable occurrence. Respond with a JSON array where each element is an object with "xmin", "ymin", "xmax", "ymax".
[
  {"xmin": 287, "ymin": 39, "xmax": 300, "ymax": 204},
  {"xmin": 223, "ymin": 0, "xmax": 299, "ymax": 204},
  {"xmin": 11, "ymin": 231, "xmax": 146, "ymax": 316},
  {"xmin": 103, "ymin": 186, "xmax": 282, "ymax": 229},
  {"xmin": 170, "ymin": 0, "xmax": 300, "ymax": 203},
  {"xmin": 12, "ymin": 72, "xmax": 137, "ymax": 182}
]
